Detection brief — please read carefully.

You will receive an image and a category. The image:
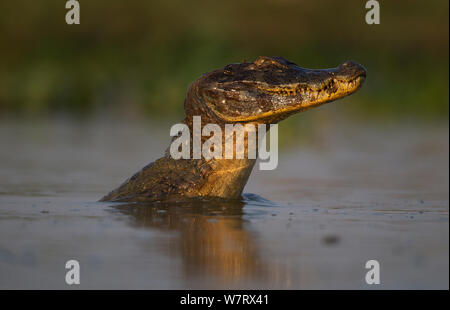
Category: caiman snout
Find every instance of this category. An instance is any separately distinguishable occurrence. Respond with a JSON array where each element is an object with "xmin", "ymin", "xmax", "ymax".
[
  {"xmin": 189, "ymin": 57, "xmax": 367, "ymax": 123},
  {"xmin": 335, "ymin": 60, "xmax": 367, "ymax": 81}
]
